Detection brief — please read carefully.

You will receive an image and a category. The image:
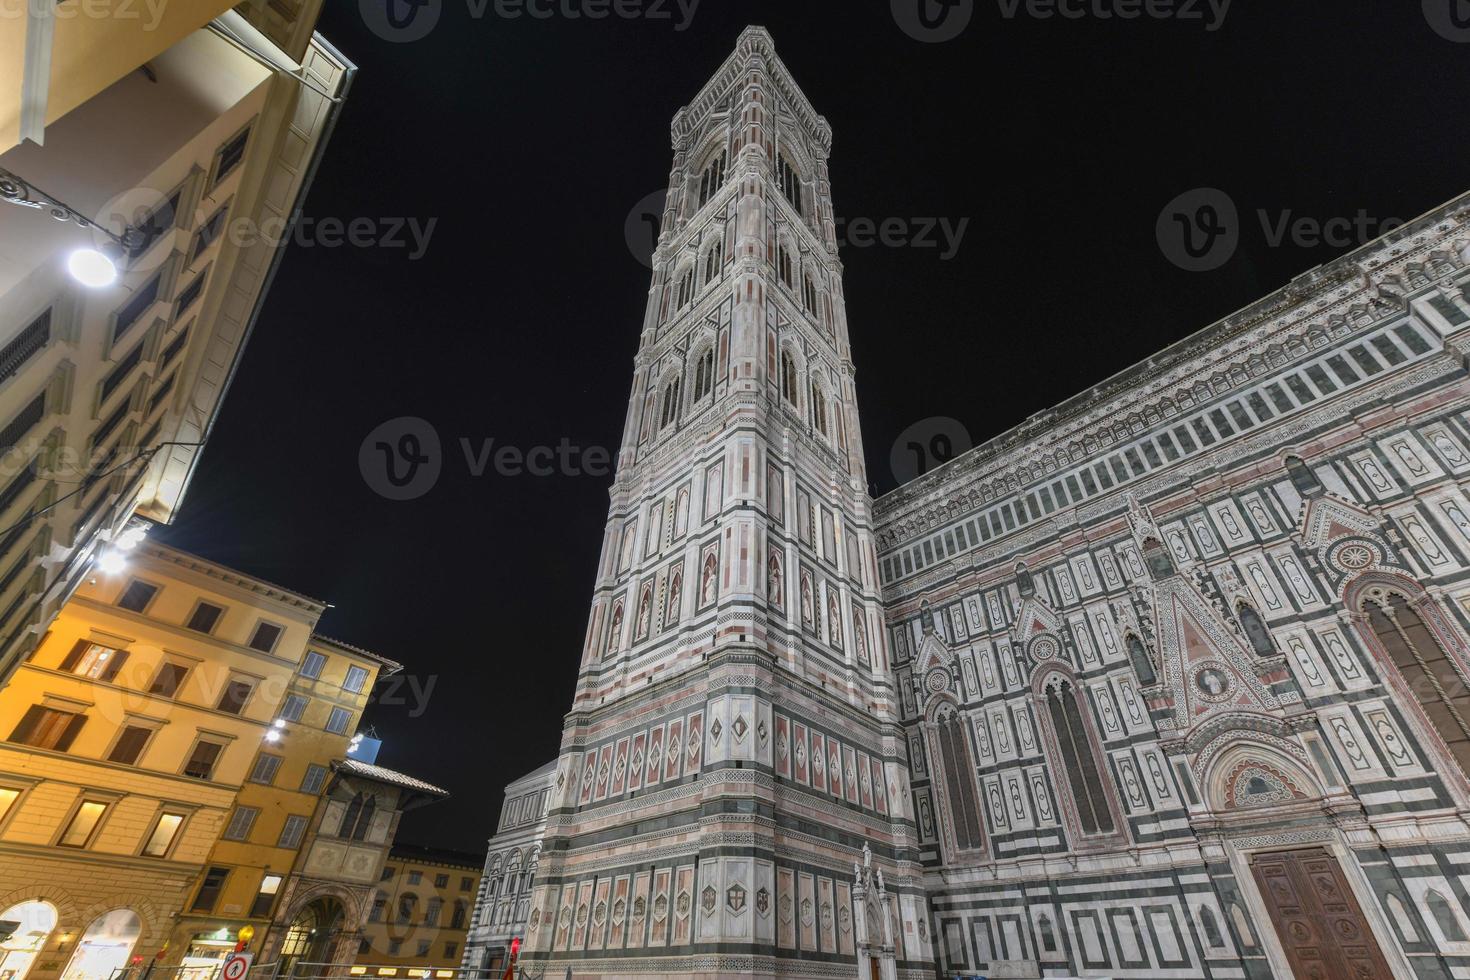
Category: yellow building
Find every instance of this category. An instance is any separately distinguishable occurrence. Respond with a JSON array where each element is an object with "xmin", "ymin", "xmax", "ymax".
[
  {"xmin": 0, "ymin": 540, "xmax": 439, "ymax": 980},
  {"xmin": 355, "ymin": 845, "xmax": 483, "ymax": 976}
]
